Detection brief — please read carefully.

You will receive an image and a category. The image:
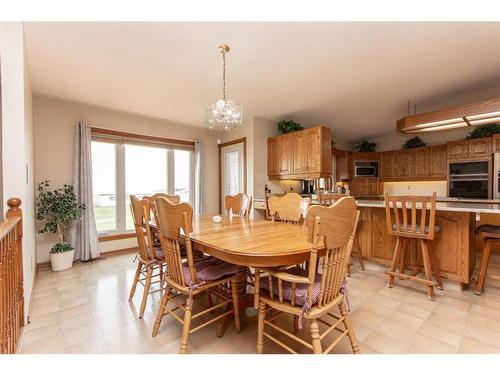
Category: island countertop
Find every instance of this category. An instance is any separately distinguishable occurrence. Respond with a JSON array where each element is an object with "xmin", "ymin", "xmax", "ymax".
[{"xmin": 355, "ymin": 199, "xmax": 500, "ymax": 214}]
